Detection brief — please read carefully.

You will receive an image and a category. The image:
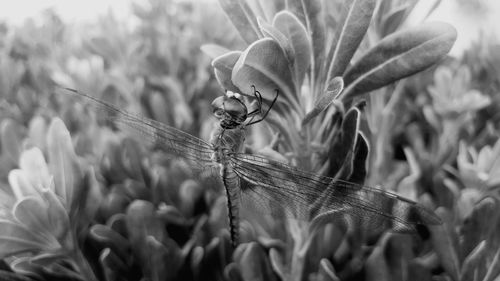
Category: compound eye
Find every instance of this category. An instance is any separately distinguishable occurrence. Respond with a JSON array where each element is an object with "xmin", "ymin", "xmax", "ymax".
[
  {"xmin": 211, "ymin": 95, "xmax": 248, "ymax": 124},
  {"xmin": 211, "ymin": 96, "xmax": 226, "ymax": 116},
  {"xmin": 223, "ymin": 97, "xmax": 247, "ymax": 119}
]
